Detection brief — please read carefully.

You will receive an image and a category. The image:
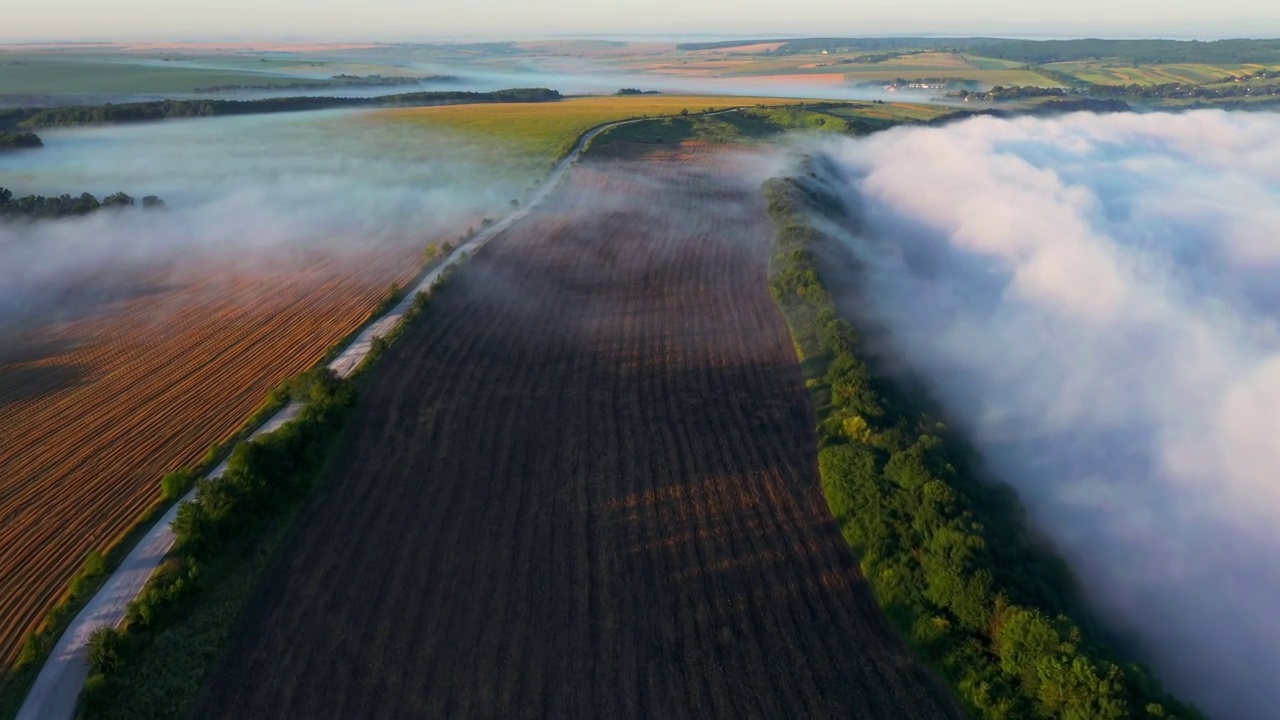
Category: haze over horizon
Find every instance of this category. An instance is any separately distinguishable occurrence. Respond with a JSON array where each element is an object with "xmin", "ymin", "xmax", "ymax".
[{"xmin": 3, "ymin": 0, "xmax": 1279, "ymax": 42}]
